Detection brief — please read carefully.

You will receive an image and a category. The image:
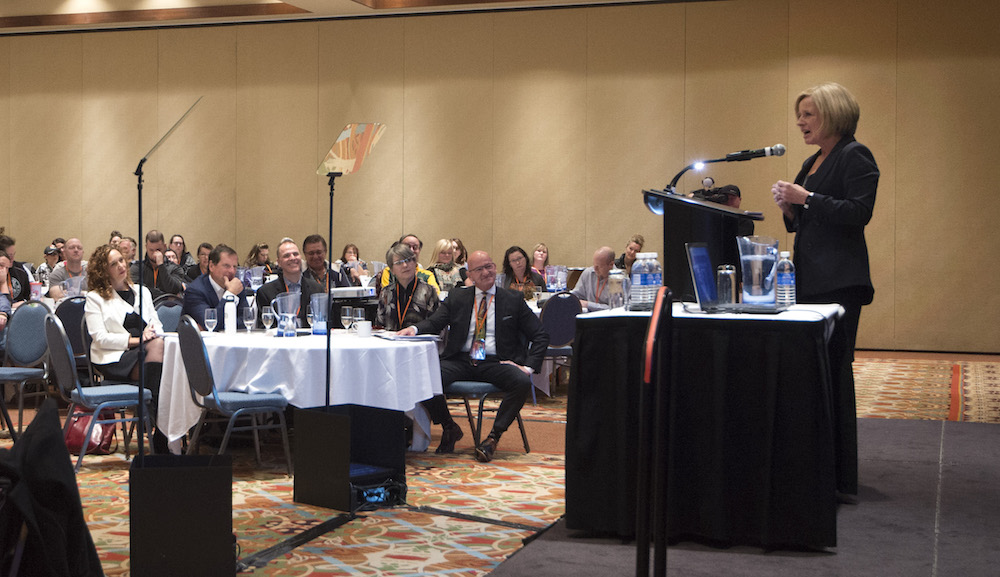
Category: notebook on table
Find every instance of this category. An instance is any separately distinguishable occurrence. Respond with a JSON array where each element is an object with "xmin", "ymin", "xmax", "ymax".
[{"xmin": 685, "ymin": 242, "xmax": 788, "ymax": 314}]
